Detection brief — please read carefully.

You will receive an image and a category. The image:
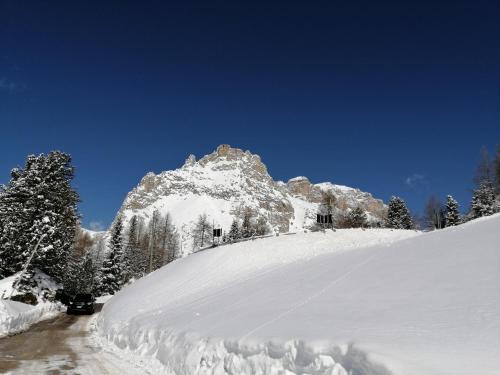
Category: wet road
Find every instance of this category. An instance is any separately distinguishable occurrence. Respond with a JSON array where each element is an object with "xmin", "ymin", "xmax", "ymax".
[{"xmin": 0, "ymin": 304, "xmax": 147, "ymax": 374}]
